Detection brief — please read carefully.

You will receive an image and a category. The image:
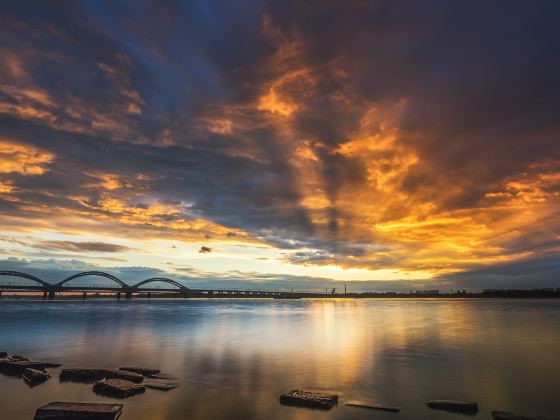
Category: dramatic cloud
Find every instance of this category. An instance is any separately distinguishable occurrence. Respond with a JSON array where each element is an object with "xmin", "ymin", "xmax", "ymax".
[{"xmin": 0, "ymin": 1, "xmax": 559, "ymax": 289}]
